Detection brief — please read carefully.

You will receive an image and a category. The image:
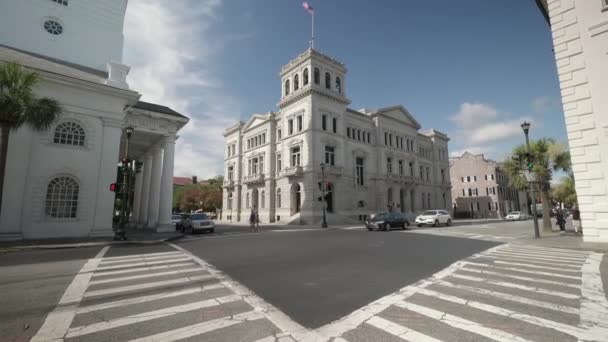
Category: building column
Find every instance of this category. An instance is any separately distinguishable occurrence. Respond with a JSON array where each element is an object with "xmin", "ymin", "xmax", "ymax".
[
  {"xmin": 147, "ymin": 146, "xmax": 163, "ymax": 228},
  {"xmin": 139, "ymin": 153, "xmax": 153, "ymax": 227},
  {"xmin": 131, "ymin": 162, "xmax": 143, "ymax": 225},
  {"xmin": 158, "ymin": 135, "xmax": 176, "ymax": 232}
]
